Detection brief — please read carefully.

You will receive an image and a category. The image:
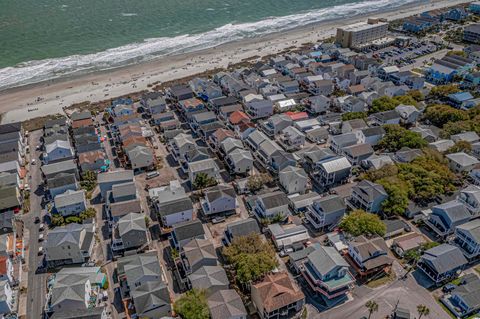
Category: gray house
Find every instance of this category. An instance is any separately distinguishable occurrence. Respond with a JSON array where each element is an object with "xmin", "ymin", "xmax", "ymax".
[
  {"xmin": 446, "ymin": 152, "xmax": 480, "ymax": 173},
  {"xmin": 425, "ymin": 200, "xmax": 471, "ymax": 238},
  {"xmin": 208, "ymin": 289, "xmax": 247, "ymax": 319},
  {"xmin": 115, "ymin": 213, "xmax": 149, "ymax": 252},
  {"xmin": 279, "ymin": 166, "xmax": 308, "ymax": 195},
  {"xmin": 418, "ymin": 244, "xmax": 467, "ymax": 285},
  {"xmin": 182, "ymin": 238, "xmax": 218, "ymax": 274},
  {"xmin": 97, "ymin": 169, "xmax": 134, "ymax": 200},
  {"xmin": 305, "ymin": 195, "xmax": 346, "ymax": 231},
  {"xmin": 189, "ymin": 265, "xmax": 229, "ymax": 297},
  {"xmin": 172, "ymin": 219, "xmax": 206, "ymax": 249},
  {"xmin": 346, "ymin": 180, "xmax": 388, "ymax": 213},
  {"xmin": 45, "ymin": 223, "xmax": 95, "ymax": 266},
  {"xmin": 224, "ymin": 218, "xmax": 260, "ymax": 245},
  {"xmin": 54, "ymin": 189, "xmax": 87, "ymax": 216}
]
